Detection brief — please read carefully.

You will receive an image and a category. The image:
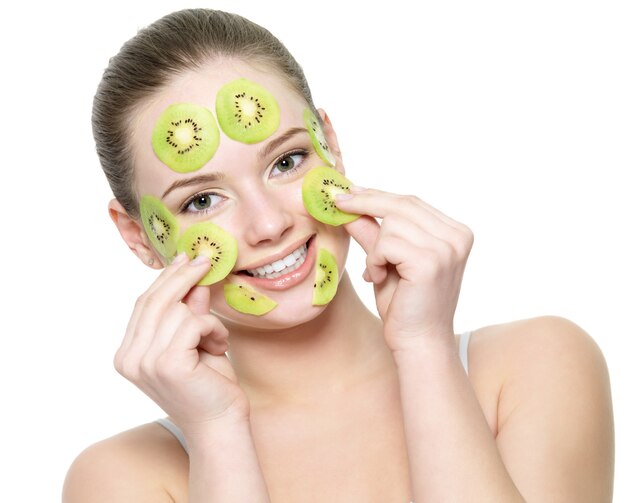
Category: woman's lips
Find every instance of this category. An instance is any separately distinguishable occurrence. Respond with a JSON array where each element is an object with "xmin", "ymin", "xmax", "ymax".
[{"xmin": 235, "ymin": 236, "xmax": 316, "ymax": 291}]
